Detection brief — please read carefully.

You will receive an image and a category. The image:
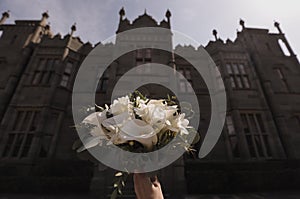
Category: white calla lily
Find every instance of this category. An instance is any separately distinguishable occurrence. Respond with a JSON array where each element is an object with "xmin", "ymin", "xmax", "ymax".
[
  {"xmin": 77, "ymin": 95, "xmax": 194, "ymax": 153},
  {"xmin": 83, "ymin": 111, "xmax": 107, "ymax": 138},
  {"xmin": 118, "ymin": 119, "xmax": 157, "ymax": 150},
  {"xmin": 101, "ymin": 111, "xmax": 131, "ymax": 132}
]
